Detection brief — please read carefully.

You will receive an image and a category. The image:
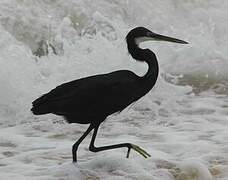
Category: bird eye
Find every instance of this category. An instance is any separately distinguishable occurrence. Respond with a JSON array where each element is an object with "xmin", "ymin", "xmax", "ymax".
[{"xmin": 146, "ymin": 31, "xmax": 152, "ymax": 37}]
